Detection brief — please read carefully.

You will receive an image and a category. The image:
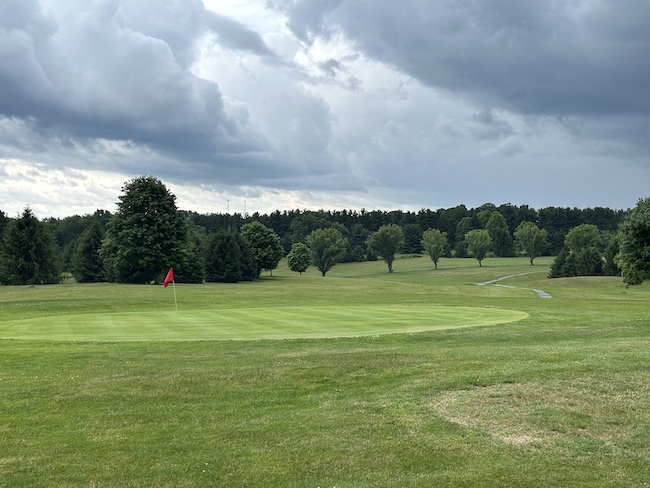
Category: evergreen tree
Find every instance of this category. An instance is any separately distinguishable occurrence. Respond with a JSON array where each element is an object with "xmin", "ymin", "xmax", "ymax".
[
  {"xmin": 548, "ymin": 248, "xmax": 575, "ymax": 278},
  {"xmin": 401, "ymin": 223, "xmax": 423, "ymax": 254},
  {"xmin": 234, "ymin": 233, "xmax": 257, "ymax": 281},
  {"xmin": 205, "ymin": 231, "xmax": 241, "ymax": 283},
  {"xmin": 175, "ymin": 227, "xmax": 206, "ymax": 284},
  {"xmin": 485, "ymin": 212, "xmax": 514, "ymax": 257},
  {"xmin": 101, "ymin": 176, "xmax": 188, "ymax": 284},
  {"xmin": 0, "ymin": 207, "xmax": 61, "ymax": 285},
  {"xmin": 617, "ymin": 197, "xmax": 650, "ymax": 286},
  {"xmin": 71, "ymin": 219, "xmax": 105, "ymax": 282},
  {"xmin": 345, "ymin": 223, "xmax": 370, "ymax": 262}
]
